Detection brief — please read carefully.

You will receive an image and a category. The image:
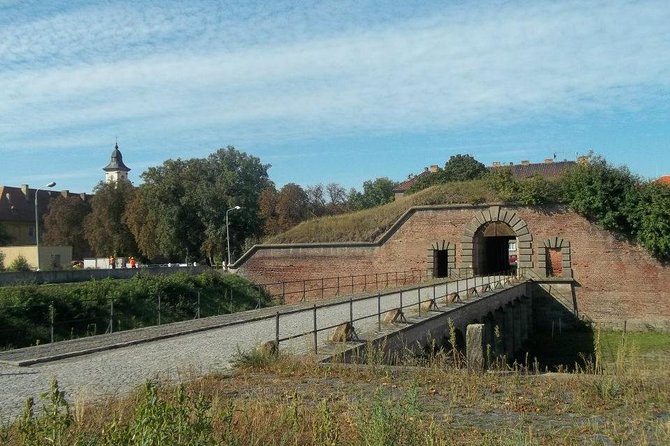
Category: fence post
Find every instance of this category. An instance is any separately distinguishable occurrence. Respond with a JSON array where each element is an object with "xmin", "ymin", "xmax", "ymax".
[
  {"xmin": 321, "ymin": 278, "xmax": 324, "ymax": 300},
  {"xmin": 375, "ymin": 273, "xmax": 378, "ymax": 290},
  {"xmin": 110, "ymin": 299, "xmax": 114, "ymax": 333},
  {"xmin": 313, "ymin": 304, "xmax": 318, "ymax": 354},
  {"xmin": 400, "ymin": 290, "xmax": 403, "ymax": 311},
  {"xmin": 49, "ymin": 302, "xmax": 54, "ymax": 344},
  {"xmin": 302, "ymin": 280, "xmax": 306, "ymax": 302},
  {"xmin": 377, "ymin": 291, "xmax": 381, "ymax": 331},
  {"xmin": 275, "ymin": 311, "xmax": 280, "ymax": 349},
  {"xmin": 363, "ymin": 274, "xmax": 367, "ymax": 291},
  {"xmin": 417, "ymin": 286, "xmax": 421, "ymax": 316},
  {"xmin": 282, "ymin": 282, "xmax": 286, "ymax": 304},
  {"xmin": 351, "ymin": 275, "xmax": 354, "ymax": 294},
  {"xmin": 395, "ymin": 271, "xmax": 398, "ymax": 287},
  {"xmin": 349, "ymin": 296, "xmax": 353, "ymax": 325},
  {"xmin": 336, "ymin": 276, "xmax": 340, "ymax": 295},
  {"xmin": 158, "ymin": 293, "xmax": 162, "ymax": 325}
]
